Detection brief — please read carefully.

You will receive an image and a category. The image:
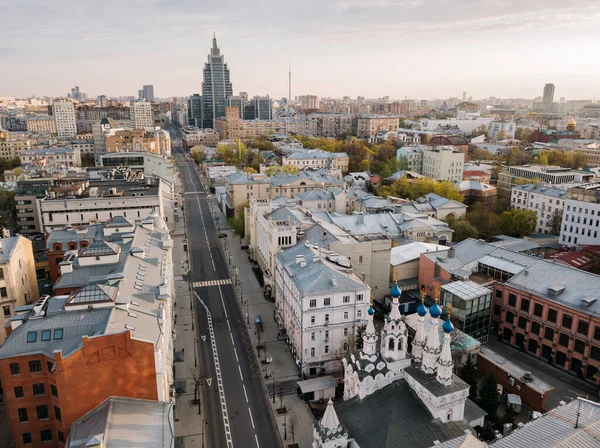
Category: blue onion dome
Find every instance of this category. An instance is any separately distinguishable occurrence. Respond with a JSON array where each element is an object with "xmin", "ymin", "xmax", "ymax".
[
  {"xmin": 368, "ymin": 306, "xmax": 375, "ymax": 316},
  {"xmin": 391, "ymin": 283, "xmax": 401, "ymax": 298},
  {"xmin": 417, "ymin": 302, "xmax": 427, "ymax": 317},
  {"xmin": 443, "ymin": 318, "xmax": 455, "ymax": 333},
  {"xmin": 429, "ymin": 302, "xmax": 442, "ymax": 318}
]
